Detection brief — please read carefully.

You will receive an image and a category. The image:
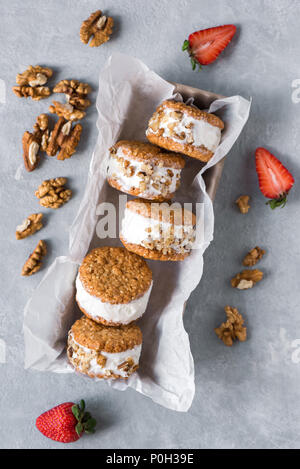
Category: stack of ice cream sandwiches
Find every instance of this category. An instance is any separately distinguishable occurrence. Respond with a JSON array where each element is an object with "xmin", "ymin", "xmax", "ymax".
[{"xmin": 67, "ymin": 99, "xmax": 224, "ymax": 380}]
